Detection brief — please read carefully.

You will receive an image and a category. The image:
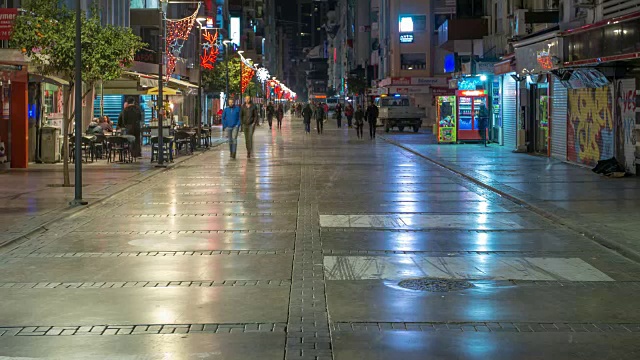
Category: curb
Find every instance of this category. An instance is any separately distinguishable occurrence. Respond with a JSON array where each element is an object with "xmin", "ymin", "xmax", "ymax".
[
  {"xmin": 0, "ymin": 141, "xmax": 226, "ymax": 253},
  {"xmin": 382, "ymin": 135, "xmax": 640, "ymax": 264}
]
